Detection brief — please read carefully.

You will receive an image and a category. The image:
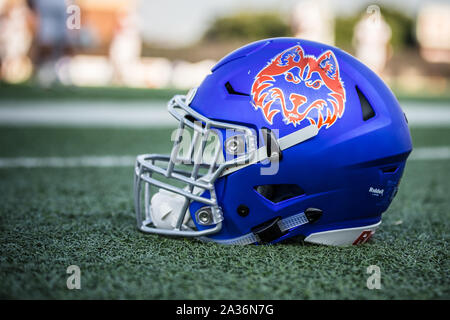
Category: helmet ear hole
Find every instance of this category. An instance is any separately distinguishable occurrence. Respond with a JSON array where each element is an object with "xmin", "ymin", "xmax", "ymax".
[
  {"xmin": 255, "ymin": 185, "xmax": 275, "ymax": 200},
  {"xmin": 254, "ymin": 184, "xmax": 305, "ymax": 203}
]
